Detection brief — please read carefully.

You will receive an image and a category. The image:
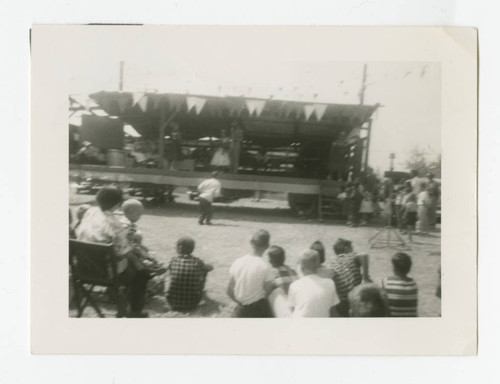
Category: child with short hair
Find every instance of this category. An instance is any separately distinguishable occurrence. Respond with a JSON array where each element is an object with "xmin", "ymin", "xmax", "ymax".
[
  {"xmin": 166, "ymin": 236, "xmax": 213, "ymax": 312},
  {"xmin": 121, "ymin": 199, "xmax": 166, "ymax": 276},
  {"xmin": 288, "ymin": 250, "xmax": 340, "ymax": 317},
  {"xmin": 267, "ymin": 245, "xmax": 298, "ymax": 317},
  {"xmin": 268, "ymin": 245, "xmax": 298, "ymax": 294},
  {"xmin": 329, "ymin": 238, "xmax": 371, "ymax": 317},
  {"xmin": 348, "ymin": 283, "xmax": 389, "ymax": 317},
  {"xmin": 309, "ymin": 240, "xmax": 333, "ymax": 279},
  {"xmin": 381, "ymin": 252, "xmax": 418, "ymax": 317}
]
